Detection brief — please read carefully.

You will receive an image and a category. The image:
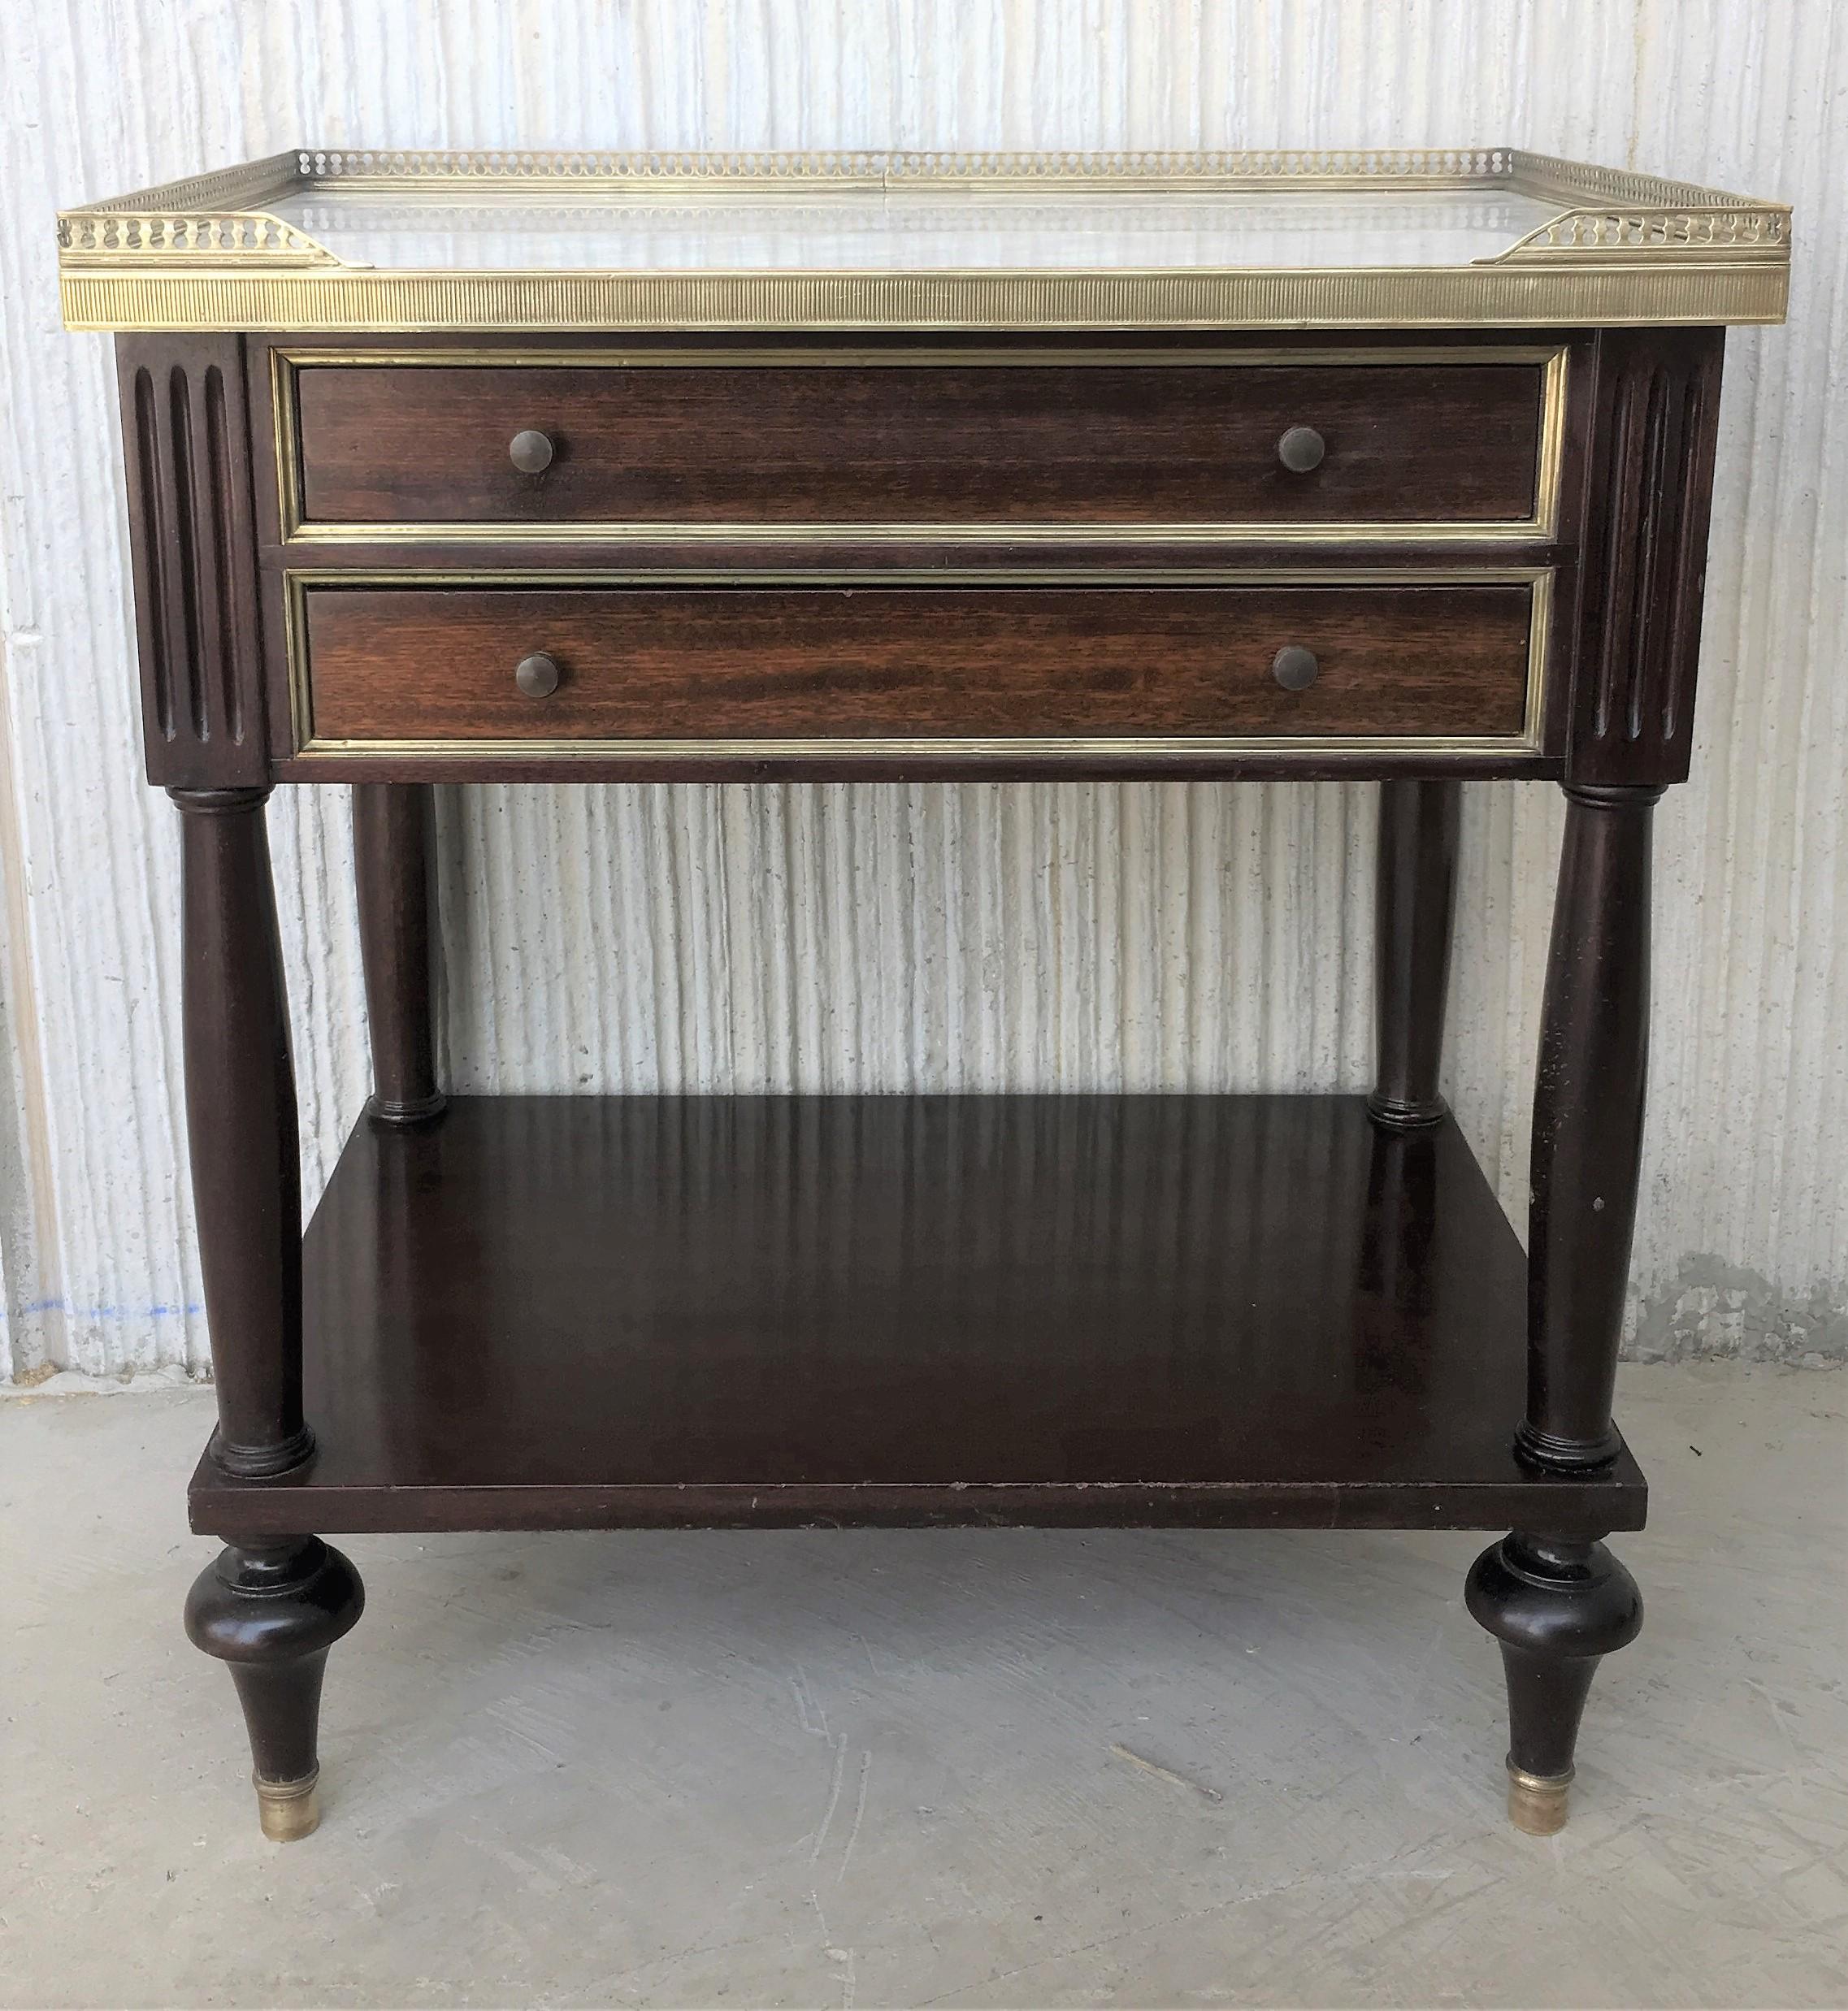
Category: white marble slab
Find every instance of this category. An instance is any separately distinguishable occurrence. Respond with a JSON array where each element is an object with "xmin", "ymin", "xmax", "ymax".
[{"xmin": 268, "ymin": 185, "xmax": 1564, "ymax": 272}]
